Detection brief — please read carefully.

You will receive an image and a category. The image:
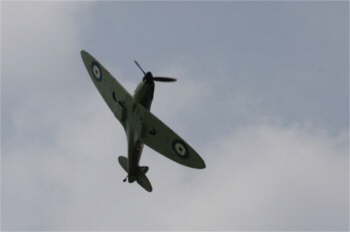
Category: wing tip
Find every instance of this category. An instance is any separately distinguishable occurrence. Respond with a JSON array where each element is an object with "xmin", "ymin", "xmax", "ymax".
[
  {"xmin": 196, "ymin": 161, "xmax": 206, "ymax": 169},
  {"xmin": 189, "ymin": 157, "xmax": 206, "ymax": 169},
  {"xmin": 80, "ymin": 49, "xmax": 88, "ymax": 59}
]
